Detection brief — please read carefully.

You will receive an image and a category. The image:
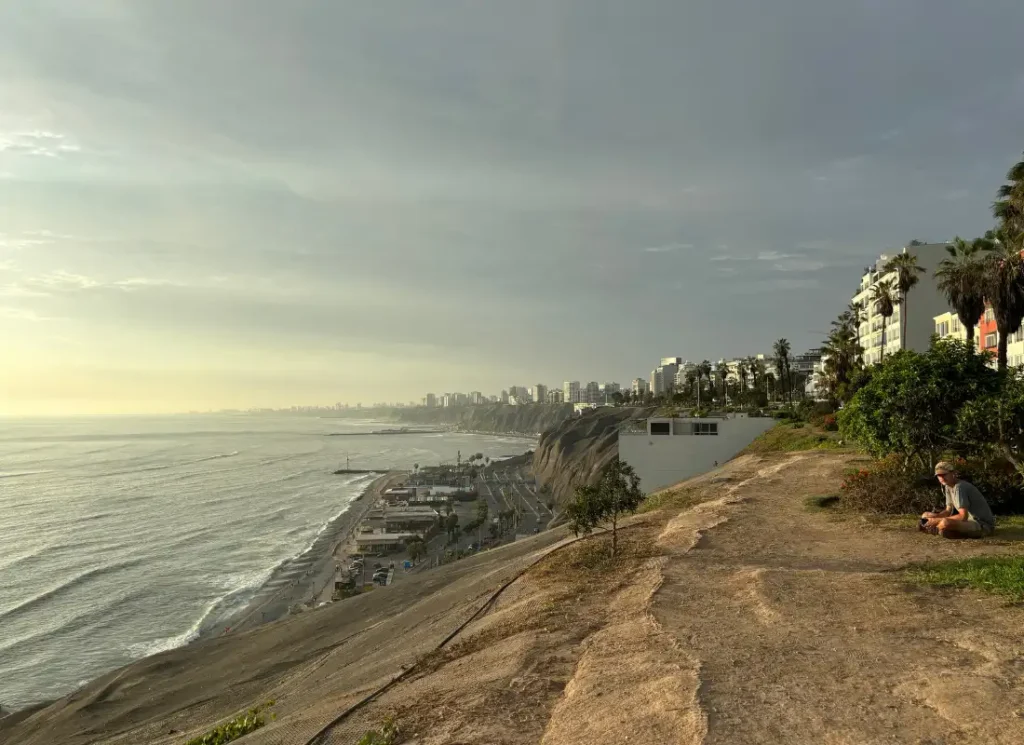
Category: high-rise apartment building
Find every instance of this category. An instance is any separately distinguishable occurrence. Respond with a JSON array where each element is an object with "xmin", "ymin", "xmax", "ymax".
[
  {"xmin": 563, "ymin": 380, "xmax": 582, "ymax": 403},
  {"xmin": 631, "ymin": 378, "xmax": 649, "ymax": 397},
  {"xmin": 584, "ymin": 381, "xmax": 601, "ymax": 404},
  {"xmin": 852, "ymin": 243, "xmax": 954, "ymax": 365},
  {"xmin": 425, "ymin": 393, "xmax": 437, "ymax": 408},
  {"xmin": 547, "ymin": 388, "xmax": 564, "ymax": 403},
  {"xmin": 534, "ymin": 384, "xmax": 548, "ymax": 403}
]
